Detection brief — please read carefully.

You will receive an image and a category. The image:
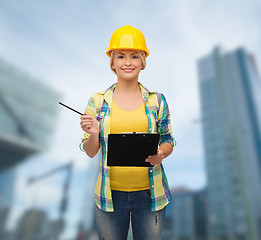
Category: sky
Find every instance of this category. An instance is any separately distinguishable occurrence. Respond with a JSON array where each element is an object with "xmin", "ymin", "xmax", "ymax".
[{"xmin": 0, "ymin": 0, "xmax": 261, "ymax": 238}]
